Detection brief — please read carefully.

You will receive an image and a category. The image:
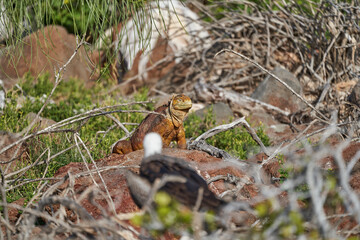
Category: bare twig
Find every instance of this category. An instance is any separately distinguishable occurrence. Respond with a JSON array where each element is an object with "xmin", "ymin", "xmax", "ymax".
[
  {"xmin": 0, "ymin": 179, "xmax": 11, "ymax": 239},
  {"xmin": 74, "ymin": 133, "xmax": 116, "ymax": 214},
  {"xmin": 192, "ymin": 117, "xmax": 270, "ymax": 156},
  {"xmin": 0, "ymin": 108, "xmax": 161, "ymax": 158}
]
